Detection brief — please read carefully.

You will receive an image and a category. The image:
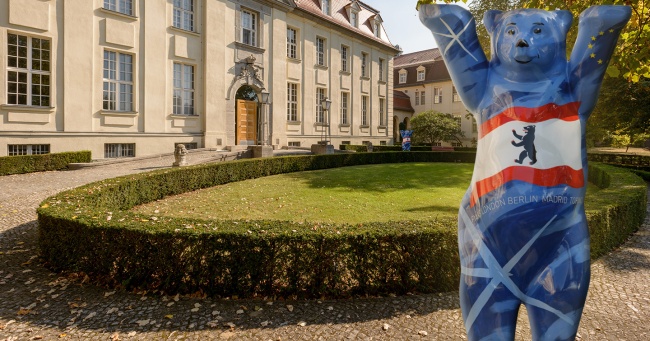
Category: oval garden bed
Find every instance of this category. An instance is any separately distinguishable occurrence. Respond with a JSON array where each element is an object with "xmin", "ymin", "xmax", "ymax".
[{"xmin": 37, "ymin": 152, "xmax": 647, "ymax": 298}]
